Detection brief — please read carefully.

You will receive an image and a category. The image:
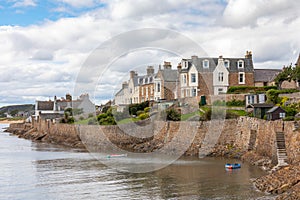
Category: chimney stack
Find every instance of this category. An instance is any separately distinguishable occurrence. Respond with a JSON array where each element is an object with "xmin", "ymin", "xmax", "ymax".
[
  {"xmin": 66, "ymin": 93, "xmax": 72, "ymax": 101},
  {"xmin": 177, "ymin": 63, "xmax": 182, "ymax": 72},
  {"xmin": 163, "ymin": 61, "xmax": 172, "ymax": 70},
  {"xmin": 130, "ymin": 71, "xmax": 137, "ymax": 79},
  {"xmin": 147, "ymin": 66, "xmax": 155, "ymax": 75},
  {"xmin": 245, "ymin": 51, "xmax": 252, "ymax": 59},
  {"xmin": 122, "ymin": 81, "xmax": 128, "ymax": 89}
]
